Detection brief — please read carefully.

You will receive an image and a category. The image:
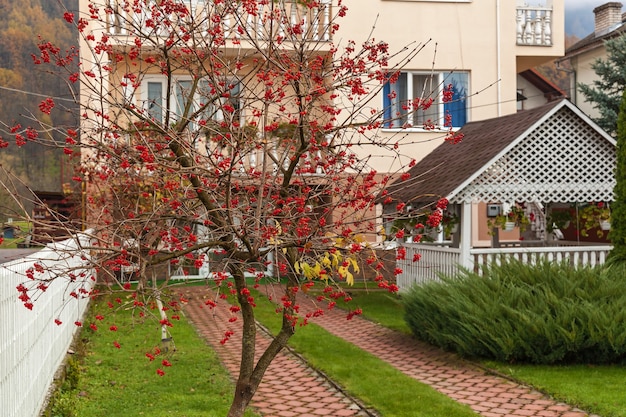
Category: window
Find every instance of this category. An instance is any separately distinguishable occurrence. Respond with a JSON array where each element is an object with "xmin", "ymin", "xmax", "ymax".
[
  {"xmin": 140, "ymin": 75, "xmax": 241, "ymax": 127},
  {"xmin": 383, "ymin": 71, "xmax": 468, "ymax": 129},
  {"xmin": 147, "ymin": 81, "xmax": 164, "ymax": 123}
]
